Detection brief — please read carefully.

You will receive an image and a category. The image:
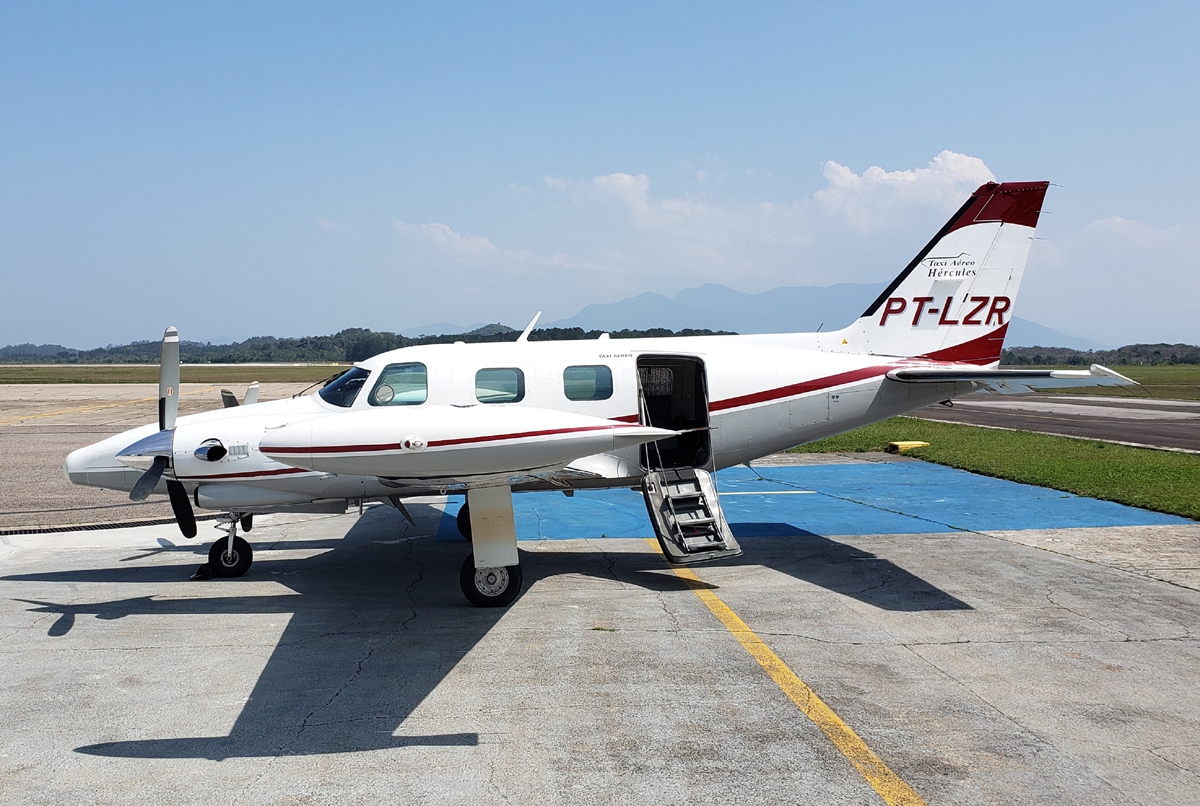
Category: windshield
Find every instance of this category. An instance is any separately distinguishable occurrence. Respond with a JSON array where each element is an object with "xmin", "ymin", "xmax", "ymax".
[{"xmin": 318, "ymin": 367, "xmax": 370, "ymax": 408}]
